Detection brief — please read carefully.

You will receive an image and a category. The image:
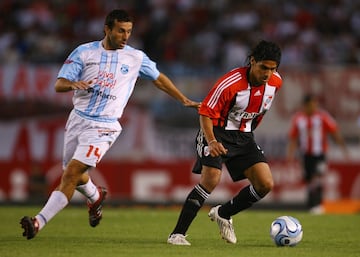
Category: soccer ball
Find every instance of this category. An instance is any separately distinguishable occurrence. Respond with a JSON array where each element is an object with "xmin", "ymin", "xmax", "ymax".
[{"xmin": 270, "ymin": 216, "xmax": 303, "ymax": 247}]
